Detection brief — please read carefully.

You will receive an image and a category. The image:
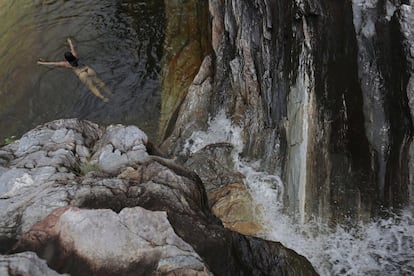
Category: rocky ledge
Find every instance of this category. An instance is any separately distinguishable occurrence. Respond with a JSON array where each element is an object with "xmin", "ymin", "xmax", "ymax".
[{"xmin": 0, "ymin": 119, "xmax": 316, "ymax": 275}]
